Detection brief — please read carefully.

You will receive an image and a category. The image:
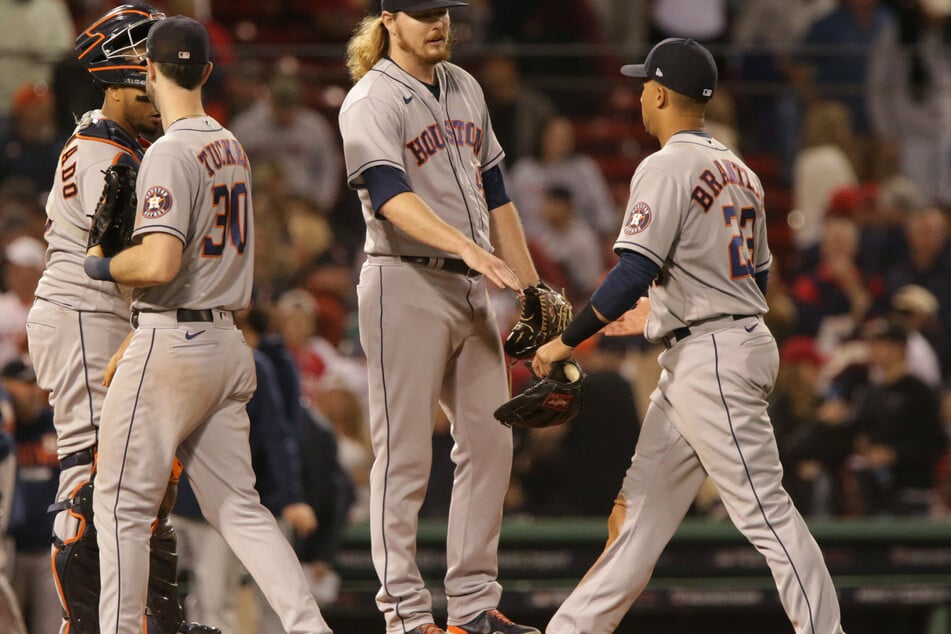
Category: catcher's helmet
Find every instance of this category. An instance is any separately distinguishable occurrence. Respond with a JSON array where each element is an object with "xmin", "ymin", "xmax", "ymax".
[{"xmin": 76, "ymin": 4, "xmax": 166, "ymax": 89}]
